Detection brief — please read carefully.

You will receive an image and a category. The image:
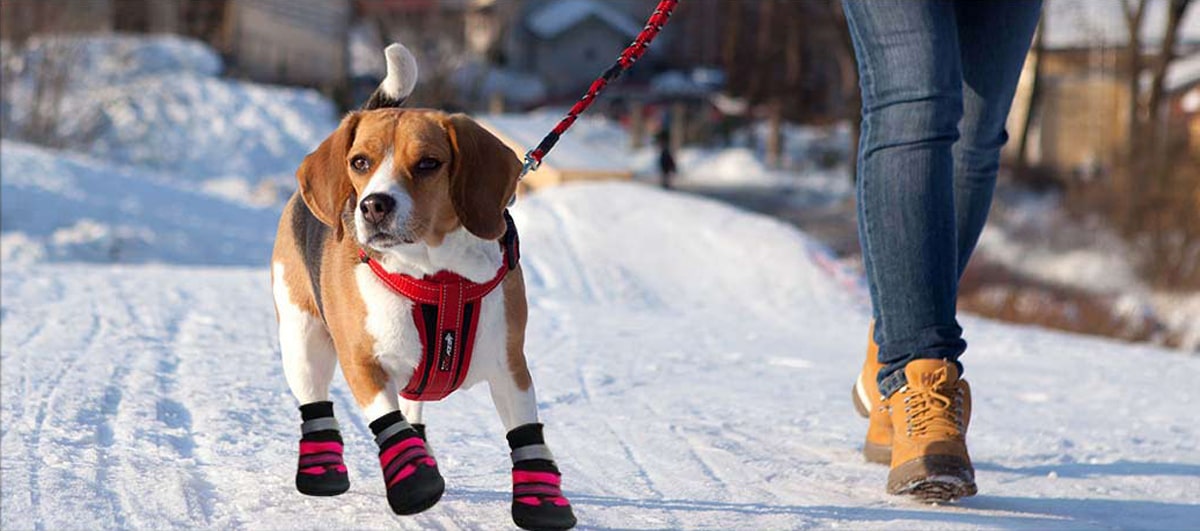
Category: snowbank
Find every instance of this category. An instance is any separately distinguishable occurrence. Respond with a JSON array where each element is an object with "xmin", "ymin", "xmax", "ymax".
[
  {"xmin": 63, "ymin": 73, "xmax": 336, "ymax": 183},
  {"xmin": 5, "ymin": 34, "xmax": 222, "ymax": 88},
  {"xmin": 1, "ymin": 141, "xmax": 276, "ymax": 266},
  {"xmin": 976, "ymin": 191, "xmax": 1200, "ymax": 351},
  {"xmin": 2, "ymin": 34, "xmax": 337, "ymax": 191}
]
